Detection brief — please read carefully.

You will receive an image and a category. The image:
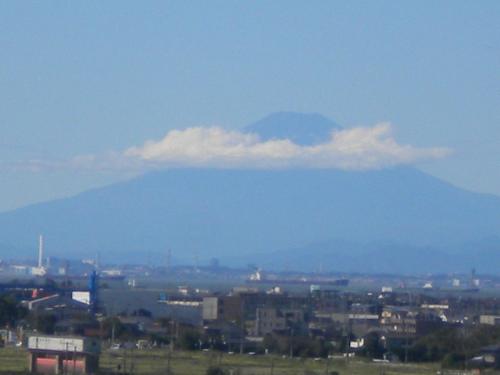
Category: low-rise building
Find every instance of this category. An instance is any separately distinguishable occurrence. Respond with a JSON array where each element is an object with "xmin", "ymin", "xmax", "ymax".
[
  {"xmin": 249, "ymin": 307, "xmax": 305, "ymax": 337},
  {"xmin": 24, "ymin": 294, "xmax": 90, "ymax": 319},
  {"xmin": 479, "ymin": 315, "xmax": 500, "ymax": 326},
  {"xmin": 28, "ymin": 335, "xmax": 100, "ymax": 374}
]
